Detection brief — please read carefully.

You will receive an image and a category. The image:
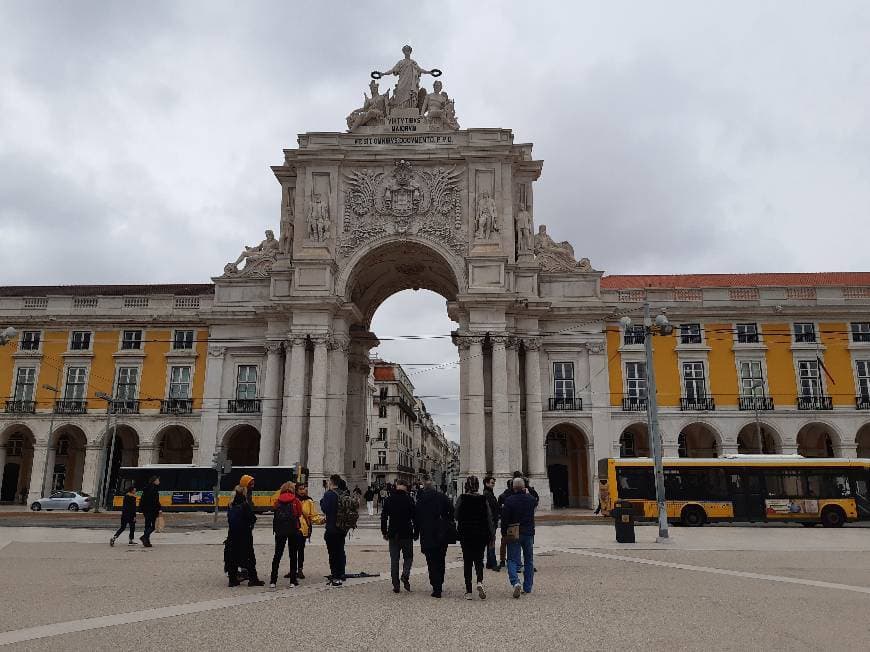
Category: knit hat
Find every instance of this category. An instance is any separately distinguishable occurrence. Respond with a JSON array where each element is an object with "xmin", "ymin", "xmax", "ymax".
[{"xmin": 240, "ymin": 474, "xmax": 254, "ymax": 488}]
